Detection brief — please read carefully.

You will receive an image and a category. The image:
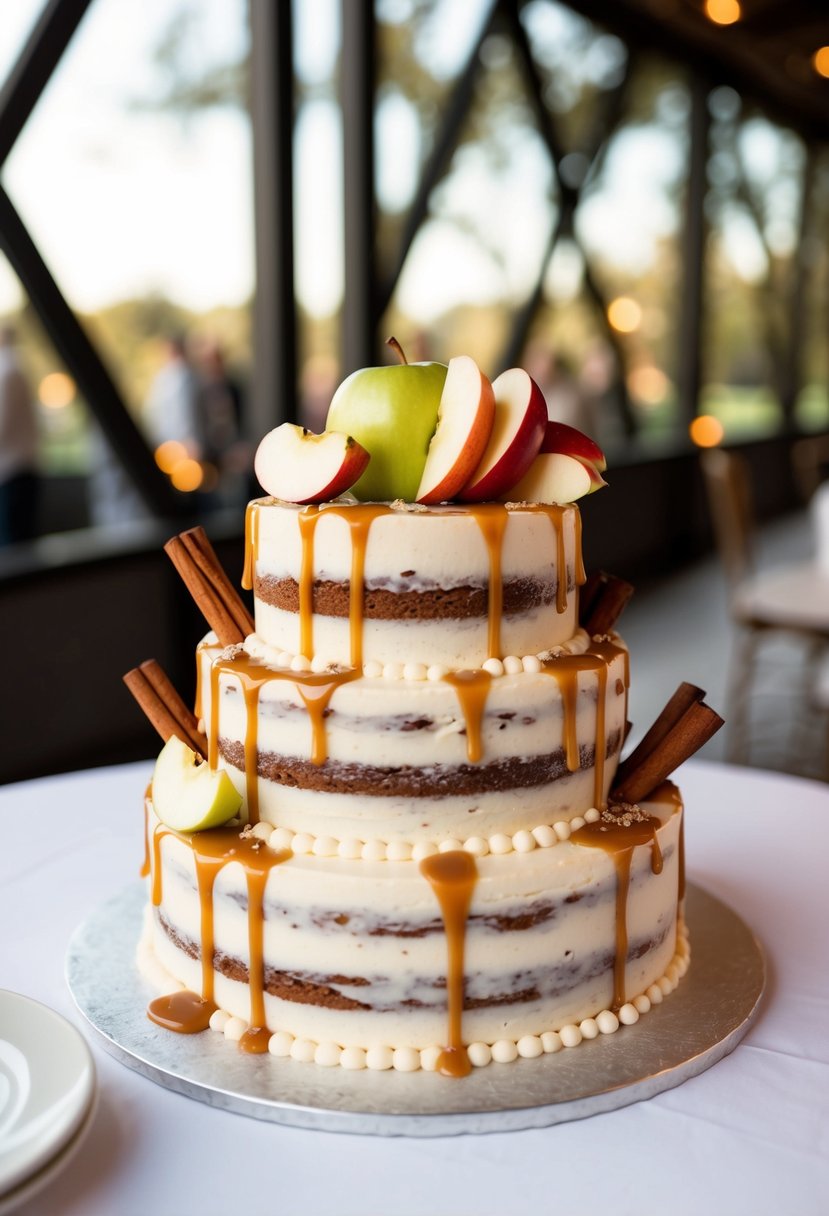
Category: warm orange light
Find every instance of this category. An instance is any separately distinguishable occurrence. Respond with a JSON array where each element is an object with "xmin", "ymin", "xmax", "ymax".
[
  {"xmin": 627, "ymin": 365, "xmax": 669, "ymax": 406},
  {"xmin": 689, "ymin": 415, "xmax": 724, "ymax": 448},
  {"xmin": 170, "ymin": 458, "xmax": 204, "ymax": 492},
  {"xmin": 39, "ymin": 372, "xmax": 76, "ymax": 409},
  {"xmin": 705, "ymin": 0, "xmax": 741, "ymax": 25},
  {"xmin": 607, "ymin": 297, "xmax": 642, "ymax": 334},
  {"xmin": 155, "ymin": 440, "xmax": 187, "ymax": 474},
  {"xmin": 813, "ymin": 47, "xmax": 829, "ymax": 78}
]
